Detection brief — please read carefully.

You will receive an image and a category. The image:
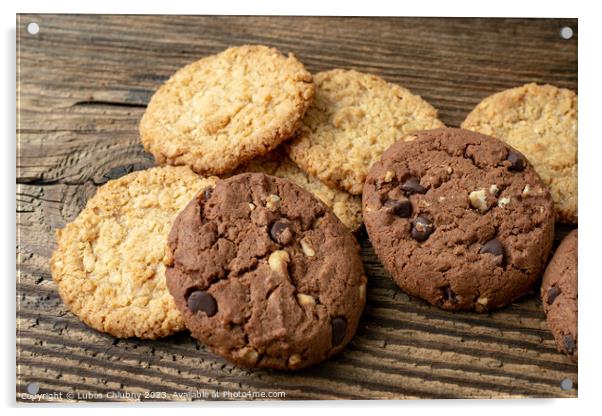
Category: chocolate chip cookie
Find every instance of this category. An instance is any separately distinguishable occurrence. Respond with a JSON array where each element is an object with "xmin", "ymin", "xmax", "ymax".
[
  {"xmin": 363, "ymin": 128, "xmax": 555, "ymax": 311},
  {"xmin": 51, "ymin": 166, "xmax": 217, "ymax": 339},
  {"xmin": 140, "ymin": 45, "xmax": 314, "ymax": 175},
  {"xmin": 541, "ymin": 229, "xmax": 578, "ymax": 363},
  {"xmin": 165, "ymin": 173, "xmax": 367, "ymax": 369},
  {"xmin": 462, "ymin": 83, "xmax": 577, "ymax": 223},
  {"xmin": 287, "ymin": 69, "xmax": 444, "ymax": 195}
]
